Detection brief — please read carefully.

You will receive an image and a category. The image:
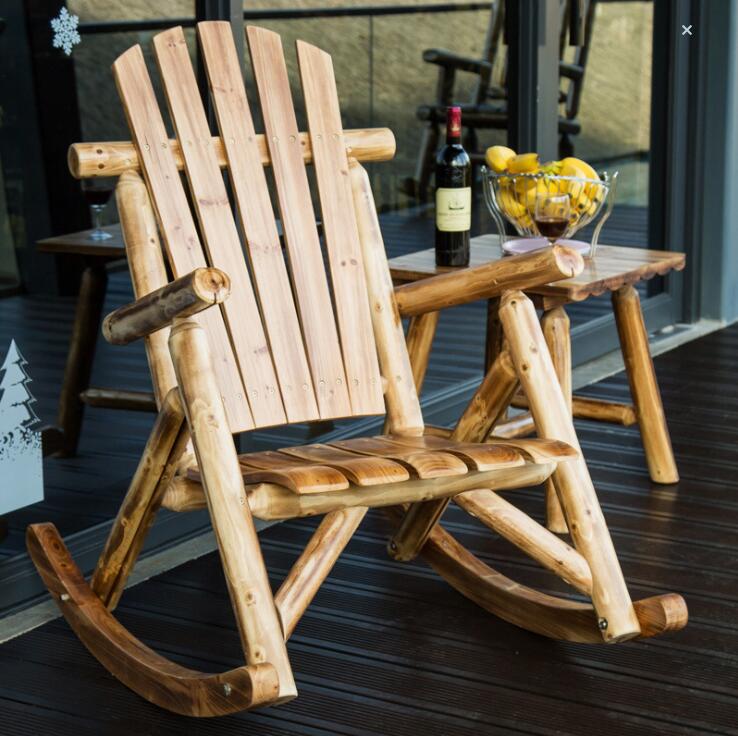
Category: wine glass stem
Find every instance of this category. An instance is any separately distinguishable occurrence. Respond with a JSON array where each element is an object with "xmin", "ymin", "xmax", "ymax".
[{"xmin": 90, "ymin": 204, "xmax": 104, "ymax": 232}]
